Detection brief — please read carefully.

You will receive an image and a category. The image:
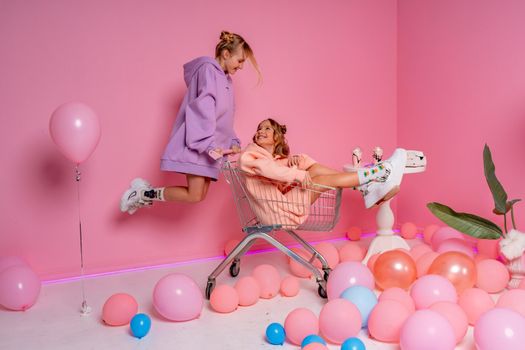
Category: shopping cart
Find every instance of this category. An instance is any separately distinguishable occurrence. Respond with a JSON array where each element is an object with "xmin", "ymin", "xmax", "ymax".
[{"xmin": 205, "ymin": 161, "xmax": 342, "ymax": 299}]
